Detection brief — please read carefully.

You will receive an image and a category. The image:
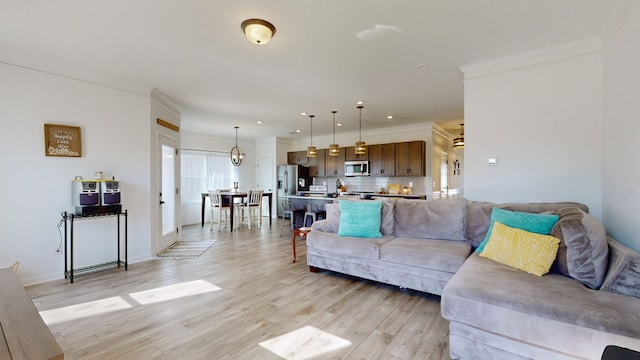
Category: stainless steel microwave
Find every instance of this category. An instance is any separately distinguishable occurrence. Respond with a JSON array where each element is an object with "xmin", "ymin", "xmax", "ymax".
[{"xmin": 345, "ymin": 161, "xmax": 370, "ymax": 177}]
